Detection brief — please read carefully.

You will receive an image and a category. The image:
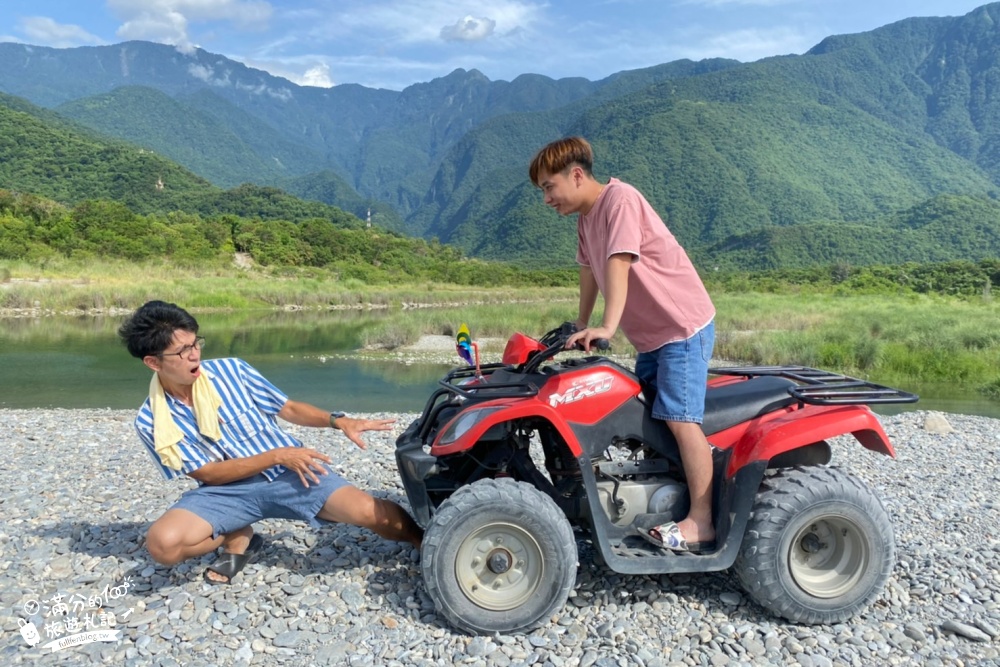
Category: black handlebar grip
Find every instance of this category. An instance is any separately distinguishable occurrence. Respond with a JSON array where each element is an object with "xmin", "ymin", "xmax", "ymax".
[{"xmin": 573, "ymin": 338, "xmax": 610, "ymax": 351}]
